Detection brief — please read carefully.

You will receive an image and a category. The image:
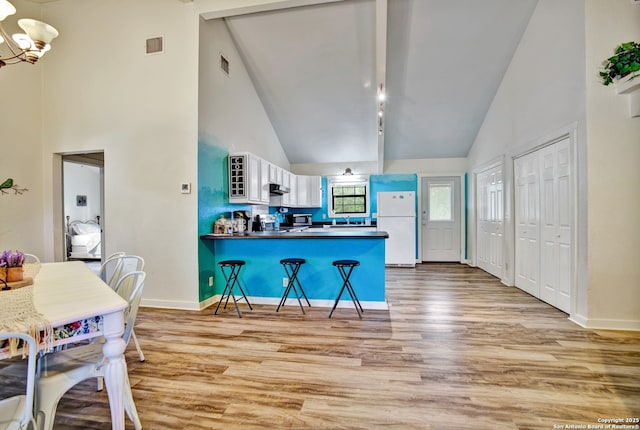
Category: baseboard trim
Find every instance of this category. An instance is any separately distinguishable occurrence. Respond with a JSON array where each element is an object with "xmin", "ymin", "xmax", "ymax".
[
  {"xmin": 141, "ymin": 298, "xmax": 202, "ymax": 311},
  {"xmin": 143, "ymin": 296, "xmax": 390, "ymax": 311},
  {"xmin": 569, "ymin": 314, "xmax": 640, "ymax": 331},
  {"xmin": 249, "ymin": 296, "xmax": 389, "ymax": 310}
]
